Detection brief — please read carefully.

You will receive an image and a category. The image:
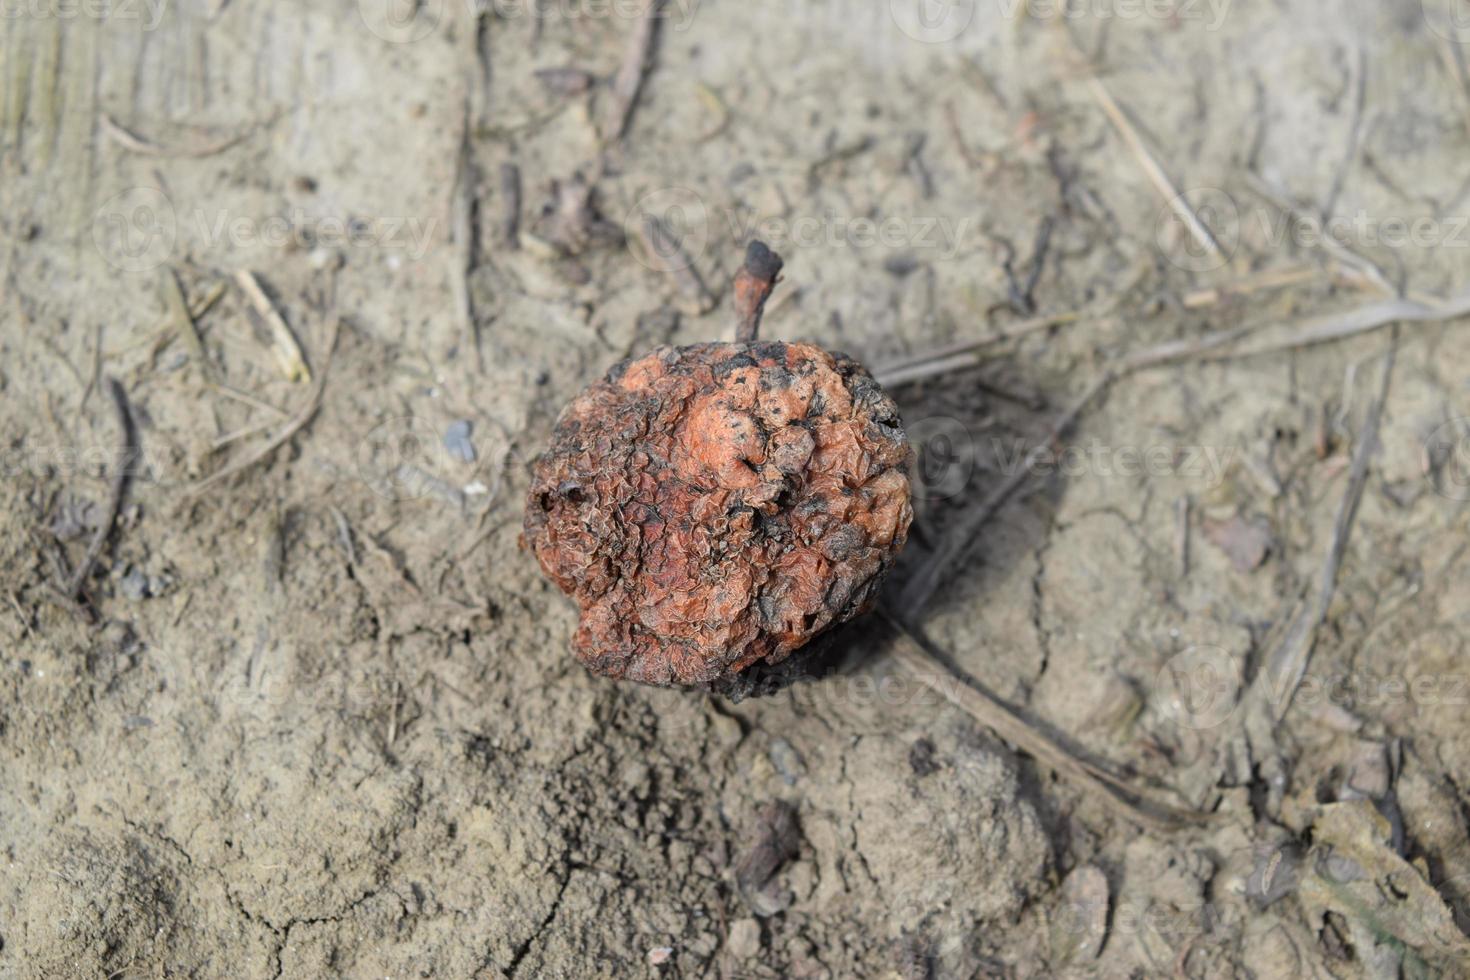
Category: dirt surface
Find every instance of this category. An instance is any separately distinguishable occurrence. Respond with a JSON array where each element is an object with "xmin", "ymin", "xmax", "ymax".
[{"xmin": 3, "ymin": 0, "xmax": 1470, "ymax": 977}]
